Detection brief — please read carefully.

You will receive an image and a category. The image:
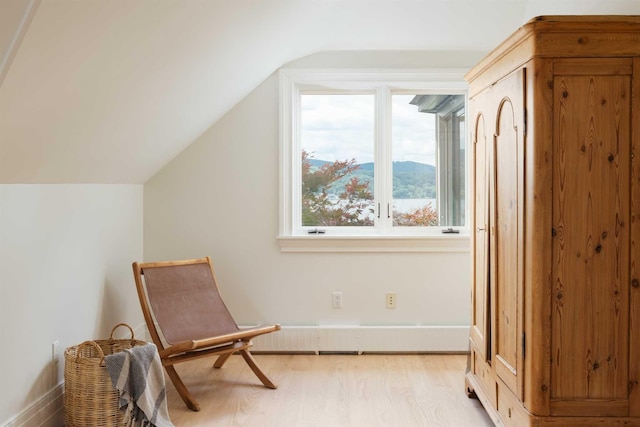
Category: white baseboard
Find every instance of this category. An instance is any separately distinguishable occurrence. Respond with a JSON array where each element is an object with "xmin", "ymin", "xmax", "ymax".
[
  {"xmin": 248, "ymin": 325, "xmax": 470, "ymax": 354},
  {"xmin": 1, "ymin": 383, "xmax": 64, "ymax": 427}
]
